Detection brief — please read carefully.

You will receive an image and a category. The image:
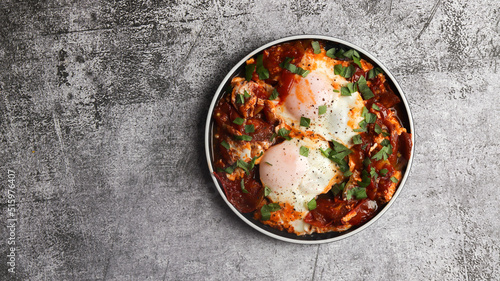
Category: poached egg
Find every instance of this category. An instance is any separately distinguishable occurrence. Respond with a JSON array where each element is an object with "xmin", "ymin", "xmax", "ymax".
[{"xmin": 259, "ymin": 137, "xmax": 342, "ymax": 234}]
